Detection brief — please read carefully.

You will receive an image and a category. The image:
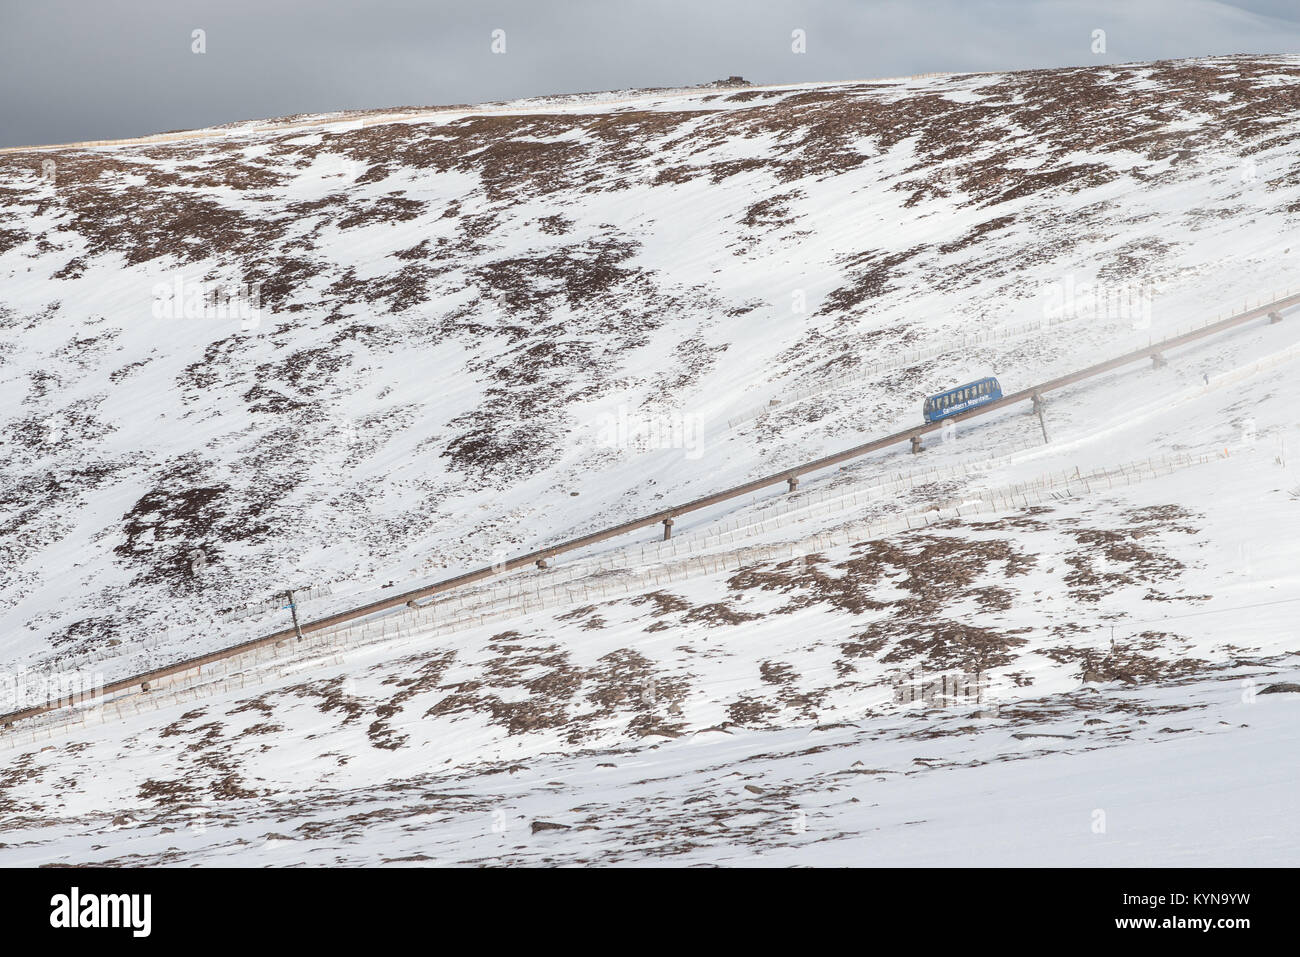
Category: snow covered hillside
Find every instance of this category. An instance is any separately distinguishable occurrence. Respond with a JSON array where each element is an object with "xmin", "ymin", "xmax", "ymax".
[{"xmin": 1, "ymin": 56, "xmax": 1299, "ymax": 866}]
